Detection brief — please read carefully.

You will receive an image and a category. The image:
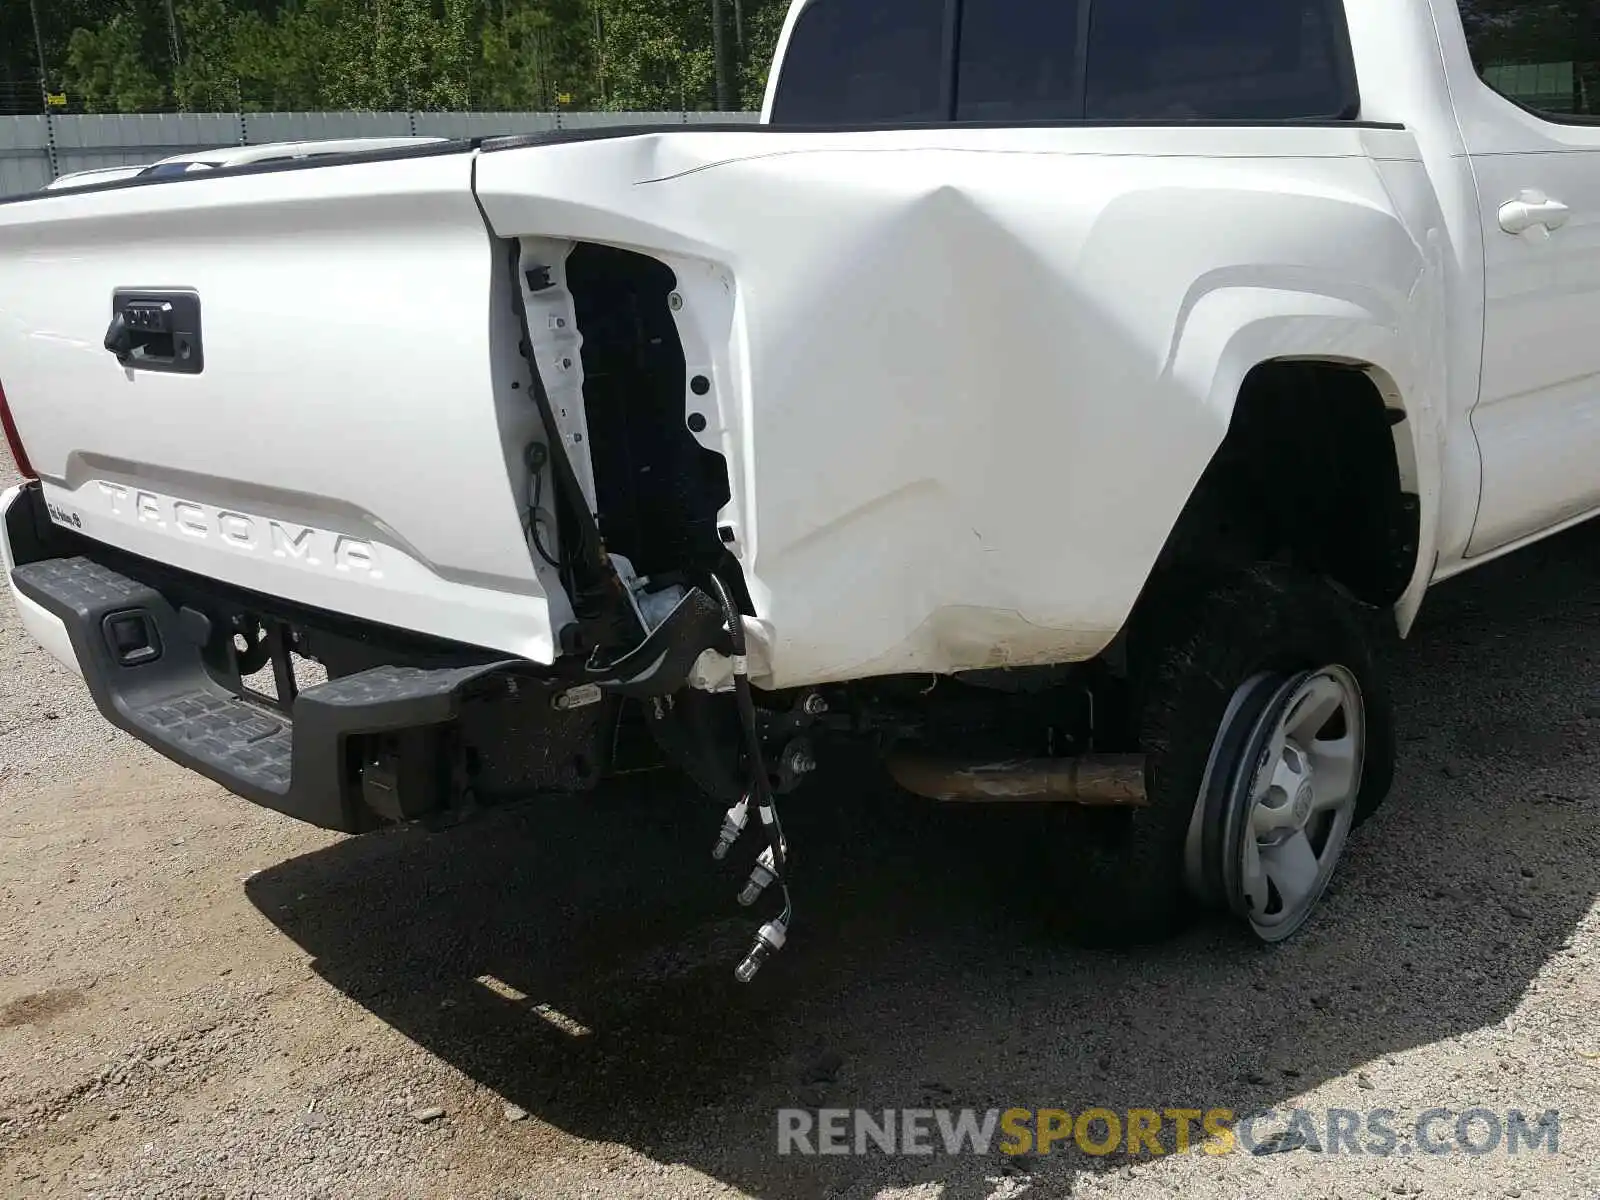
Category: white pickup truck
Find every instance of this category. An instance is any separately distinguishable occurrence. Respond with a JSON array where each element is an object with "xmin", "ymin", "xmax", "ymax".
[{"xmin": 0, "ymin": 0, "xmax": 1593, "ymax": 976}]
